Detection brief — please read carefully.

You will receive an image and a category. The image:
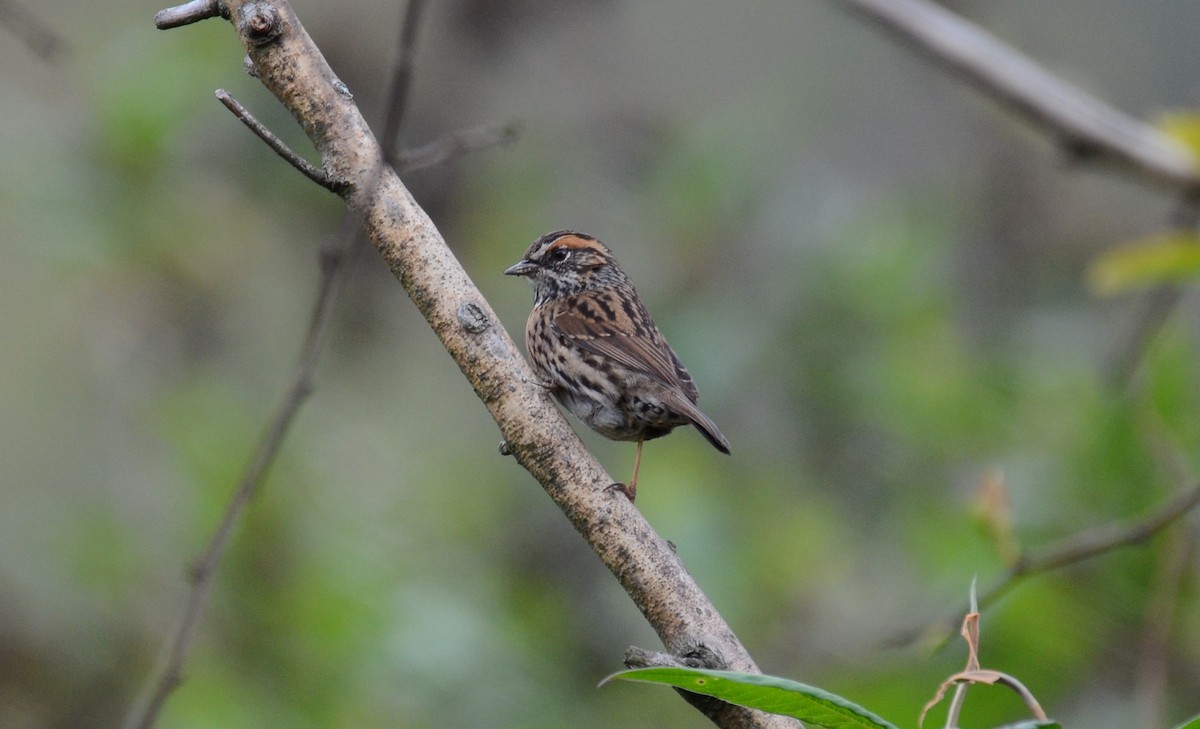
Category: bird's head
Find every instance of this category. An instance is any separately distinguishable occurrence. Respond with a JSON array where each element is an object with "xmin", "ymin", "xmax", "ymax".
[{"xmin": 505, "ymin": 230, "xmax": 625, "ymax": 304}]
